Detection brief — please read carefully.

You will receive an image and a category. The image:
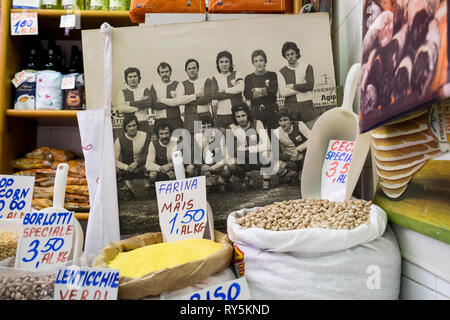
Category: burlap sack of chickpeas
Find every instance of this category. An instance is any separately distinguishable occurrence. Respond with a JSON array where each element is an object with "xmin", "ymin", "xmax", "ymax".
[{"xmin": 92, "ymin": 230, "xmax": 233, "ymax": 300}]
